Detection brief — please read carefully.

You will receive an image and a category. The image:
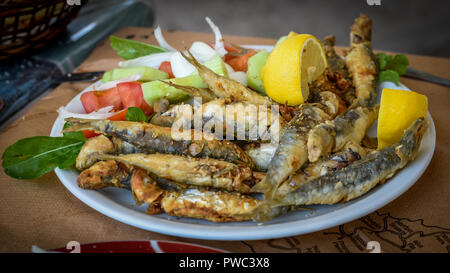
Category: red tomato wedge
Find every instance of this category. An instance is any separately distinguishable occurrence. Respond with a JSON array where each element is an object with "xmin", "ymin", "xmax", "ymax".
[
  {"xmin": 206, "ymin": 42, "xmax": 256, "ymax": 71},
  {"xmin": 80, "ymin": 87, "xmax": 123, "ymax": 113},
  {"xmin": 108, "ymin": 109, "xmax": 128, "ymax": 121},
  {"xmin": 225, "ymin": 49, "xmax": 257, "ymax": 72},
  {"xmin": 116, "ymin": 82, "xmax": 153, "ymax": 116},
  {"xmin": 158, "ymin": 61, "xmax": 174, "ymax": 78},
  {"xmin": 82, "ymin": 130, "xmax": 101, "ymax": 138},
  {"xmin": 79, "ymin": 82, "xmax": 153, "ymax": 139}
]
